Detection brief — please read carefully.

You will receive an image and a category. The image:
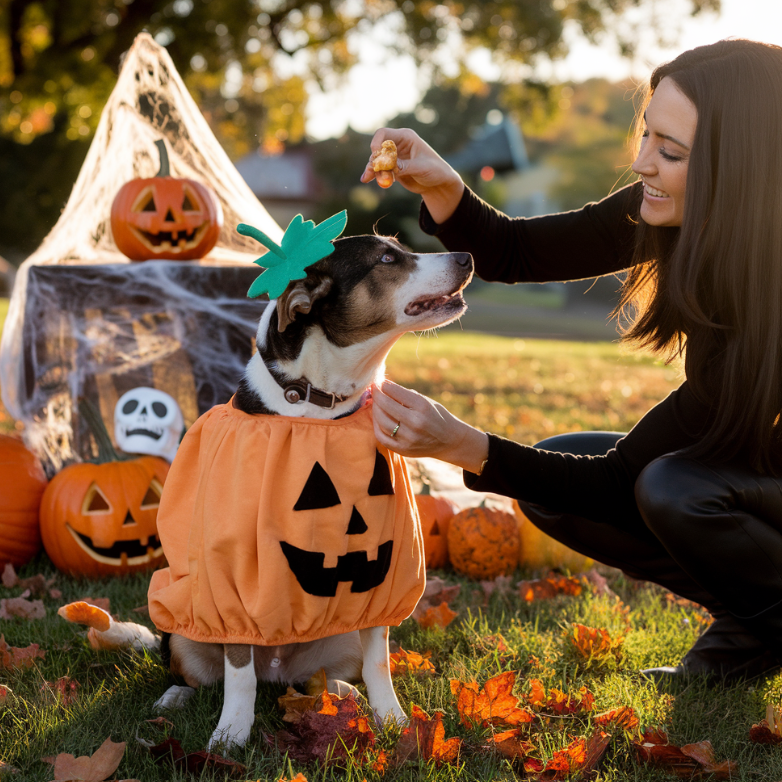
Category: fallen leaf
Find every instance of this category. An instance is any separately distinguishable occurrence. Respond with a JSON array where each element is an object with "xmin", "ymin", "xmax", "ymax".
[
  {"xmin": 750, "ymin": 704, "xmax": 782, "ymax": 744},
  {"xmin": 0, "ymin": 597, "xmax": 46, "ymax": 620},
  {"xmin": 479, "ymin": 575, "xmax": 515, "ymax": 604},
  {"xmin": 275, "ymin": 691, "xmax": 376, "ymax": 766},
  {"xmin": 278, "ymin": 687, "xmax": 319, "ymax": 724},
  {"xmin": 277, "ymin": 775, "xmax": 309, "ymax": 782},
  {"xmin": 41, "ymin": 677, "xmax": 79, "ymax": 707},
  {"xmin": 487, "ymin": 728, "xmax": 536, "ymax": 760},
  {"xmin": 51, "ymin": 737, "xmax": 125, "ymax": 782},
  {"xmin": 394, "ymin": 704, "xmax": 461, "ymax": 766},
  {"xmin": 451, "ymin": 671, "xmax": 535, "ymax": 729},
  {"xmin": 564, "ymin": 624, "xmax": 624, "ymax": 670},
  {"xmin": 77, "ymin": 597, "xmax": 111, "ymax": 614},
  {"xmin": 524, "ymin": 679, "xmax": 595, "ymax": 716},
  {"xmin": 0, "ymin": 684, "xmax": 11, "ymax": 705},
  {"xmin": 1, "ymin": 563, "xmax": 16, "ymax": 588},
  {"xmin": 421, "ymin": 576, "xmax": 461, "ymax": 605},
  {"xmin": 0, "ymin": 635, "xmax": 45, "ymax": 670},
  {"xmin": 389, "ymin": 648, "xmax": 436, "ymax": 676},
  {"xmin": 414, "ymin": 601, "xmax": 458, "ymax": 630},
  {"xmin": 517, "ymin": 574, "xmax": 583, "ymax": 603},
  {"xmin": 633, "ymin": 730, "xmax": 738, "ymax": 779},
  {"xmin": 148, "ymin": 737, "xmax": 246, "ymax": 778},
  {"xmin": 594, "ymin": 706, "xmax": 639, "ymax": 732}
]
